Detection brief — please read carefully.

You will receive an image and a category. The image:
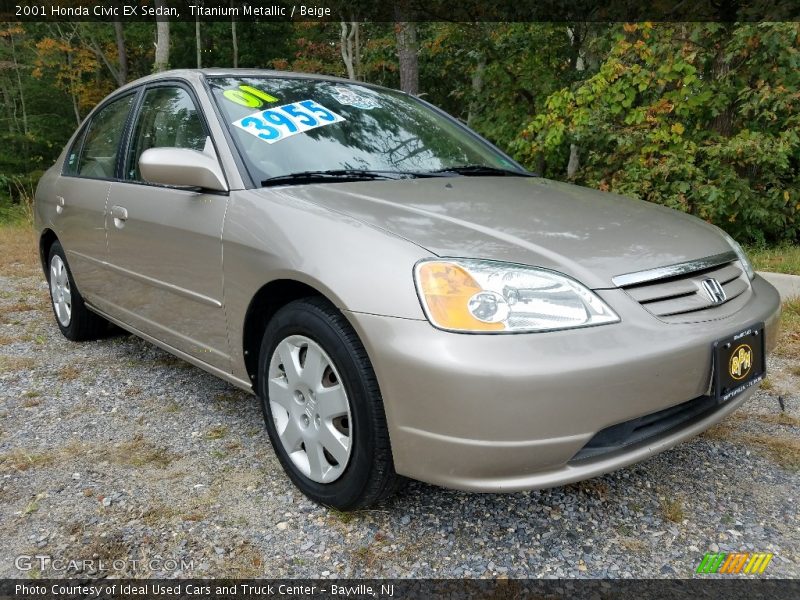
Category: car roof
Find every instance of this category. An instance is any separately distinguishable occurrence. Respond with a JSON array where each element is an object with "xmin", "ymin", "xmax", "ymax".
[{"xmin": 113, "ymin": 68, "xmax": 381, "ymax": 96}]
